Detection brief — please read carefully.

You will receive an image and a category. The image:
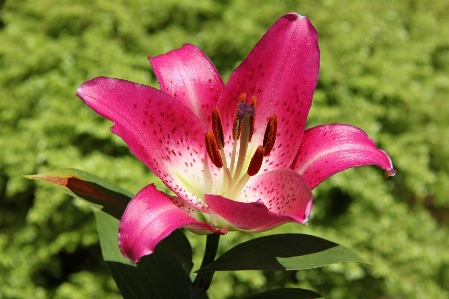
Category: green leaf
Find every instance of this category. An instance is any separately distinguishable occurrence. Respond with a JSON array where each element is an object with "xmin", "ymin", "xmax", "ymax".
[
  {"xmin": 158, "ymin": 229, "xmax": 194, "ymax": 274},
  {"xmin": 106, "ymin": 255, "xmax": 191, "ymax": 299},
  {"xmin": 25, "ymin": 168, "xmax": 133, "ymax": 219},
  {"xmin": 197, "ymin": 234, "xmax": 370, "ymax": 272},
  {"xmin": 94, "ymin": 210, "xmax": 190, "ymax": 298},
  {"xmin": 94, "ymin": 209, "xmax": 131, "ymax": 265},
  {"xmin": 244, "ymin": 288, "xmax": 322, "ymax": 299}
]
